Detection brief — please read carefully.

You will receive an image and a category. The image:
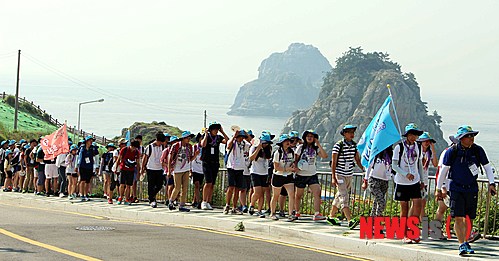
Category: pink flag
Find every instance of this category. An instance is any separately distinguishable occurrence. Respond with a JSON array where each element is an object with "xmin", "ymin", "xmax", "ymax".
[{"xmin": 41, "ymin": 123, "xmax": 70, "ymax": 160}]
